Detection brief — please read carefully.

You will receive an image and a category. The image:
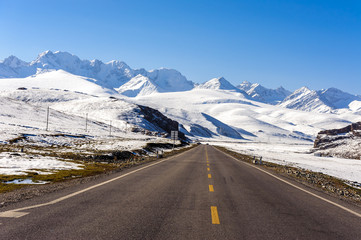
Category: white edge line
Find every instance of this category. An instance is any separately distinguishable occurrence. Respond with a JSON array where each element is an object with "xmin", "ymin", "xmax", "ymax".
[
  {"xmin": 214, "ymin": 147, "xmax": 361, "ymax": 219},
  {"xmin": 1, "ymin": 149, "xmax": 192, "ymax": 214}
]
